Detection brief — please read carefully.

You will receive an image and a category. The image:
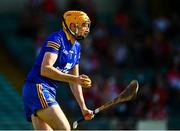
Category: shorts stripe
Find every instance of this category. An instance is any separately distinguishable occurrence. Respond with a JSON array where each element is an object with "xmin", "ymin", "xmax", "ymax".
[
  {"xmin": 36, "ymin": 84, "xmax": 45, "ymax": 108},
  {"xmin": 36, "ymin": 84, "xmax": 48, "ymax": 108},
  {"xmin": 39, "ymin": 84, "xmax": 49, "ymax": 108}
]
